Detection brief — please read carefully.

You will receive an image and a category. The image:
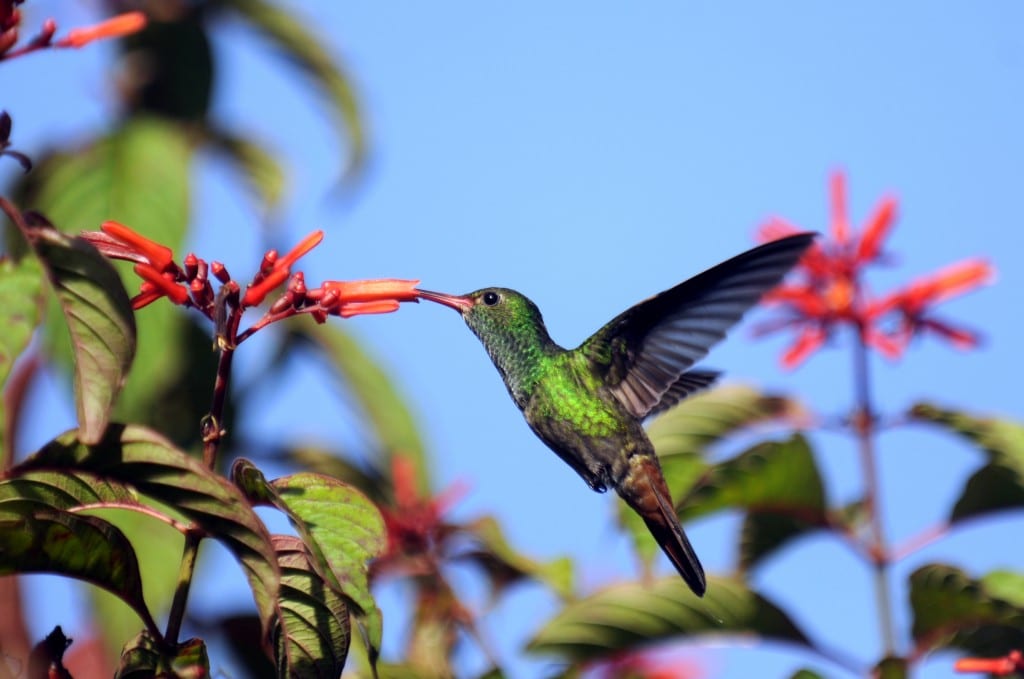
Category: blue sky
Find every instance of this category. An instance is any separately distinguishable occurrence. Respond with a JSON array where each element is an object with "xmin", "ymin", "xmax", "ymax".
[{"xmin": 4, "ymin": 2, "xmax": 1024, "ymax": 677}]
